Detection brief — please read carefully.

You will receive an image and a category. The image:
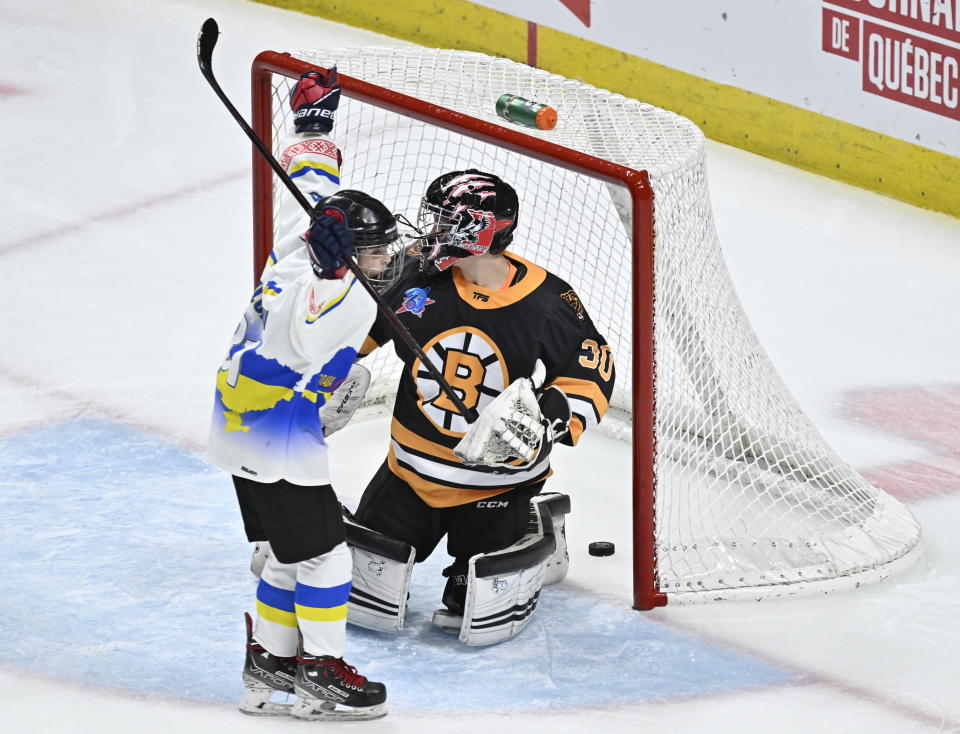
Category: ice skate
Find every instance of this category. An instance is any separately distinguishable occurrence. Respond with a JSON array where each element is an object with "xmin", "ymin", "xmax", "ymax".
[
  {"xmin": 292, "ymin": 652, "xmax": 387, "ymax": 721},
  {"xmin": 432, "ymin": 562, "xmax": 466, "ymax": 634},
  {"xmin": 239, "ymin": 612, "xmax": 297, "ymax": 716},
  {"xmin": 431, "ymin": 608, "xmax": 463, "ymax": 634}
]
